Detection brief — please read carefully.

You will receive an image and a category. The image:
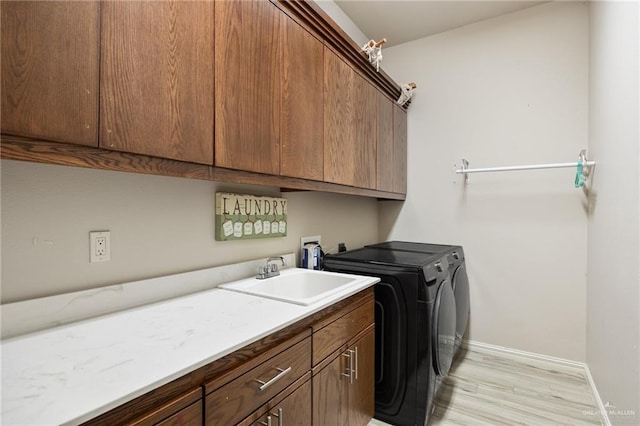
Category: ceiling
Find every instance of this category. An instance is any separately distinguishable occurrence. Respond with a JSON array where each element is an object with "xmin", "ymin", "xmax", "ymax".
[{"xmin": 334, "ymin": 0, "xmax": 547, "ymax": 47}]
